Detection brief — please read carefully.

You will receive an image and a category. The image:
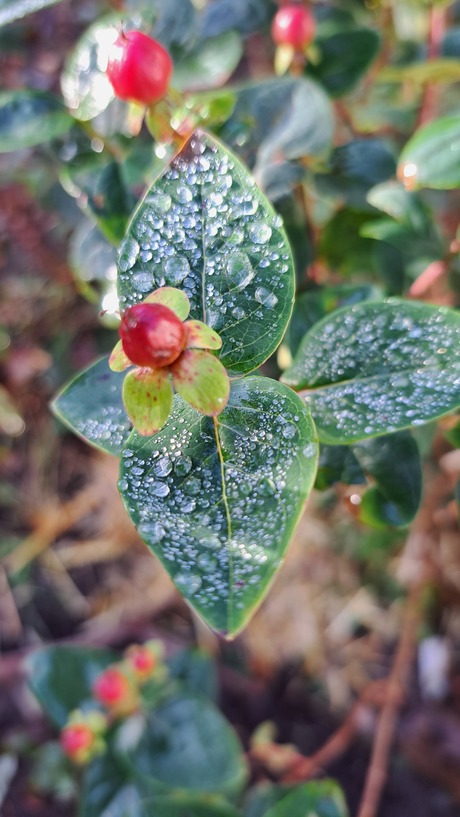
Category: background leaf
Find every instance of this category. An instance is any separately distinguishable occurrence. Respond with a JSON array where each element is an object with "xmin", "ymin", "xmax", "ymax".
[
  {"xmin": 281, "ymin": 300, "xmax": 460, "ymax": 444},
  {"xmin": 117, "ymin": 694, "xmax": 247, "ymax": 798},
  {"xmin": 173, "ymin": 31, "xmax": 243, "ymax": 92},
  {"xmin": 398, "ymin": 115, "xmax": 460, "ymax": 189},
  {"xmin": 307, "ymin": 28, "xmax": 381, "ymax": 97},
  {"xmin": 52, "ymin": 357, "xmax": 131, "ymax": 456},
  {"xmin": 118, "ymin": 377, "xmax": 318, "ymax": 635},
  {"xmin": 0, "ymin": 90, "xmax": 72, "ymax": 152},
  {"xmin": 27, "ymin": 646, "xmax": 115, "ymax": 728},
  {"xmin": 118, "ymin": 129, "xmax": 295, "ymax": 376},
  {"xmin": 221, "ymin": 78, "xmax": 334, "ymax": 199},
  {"xmin": 262, "ymin": 780, "xmax": 348, "ymax": 817}
]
